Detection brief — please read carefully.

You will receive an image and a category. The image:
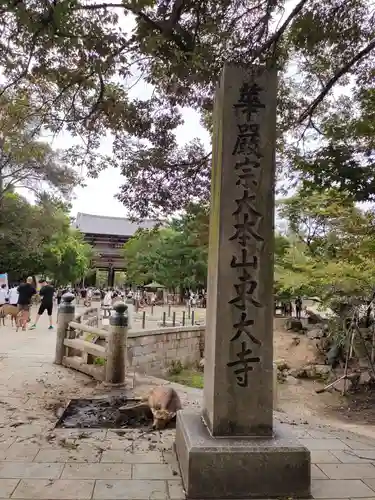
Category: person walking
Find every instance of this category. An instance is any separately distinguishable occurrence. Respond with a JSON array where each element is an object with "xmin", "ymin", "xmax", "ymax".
[
  {"xmin": 80, "ymin": 287, "xmax": 88, "ymax": 306},
  {"xmin": 56, "ymin": 287, "xmax": 66, "ymax": 307},
  {"xmin": 295, "ymin": 296, "xmax": 302, "ymax": 320},
  {"xmin": 17, "ymin": 277, "xmax": 36, "ymax": 331},
  {"xmin": 30, "ymin": 279, "xmax": 55, "ymax": 330},
  {"xmin": 8, "ymin": 284, "xmax": 19, "ymax": 306}
]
